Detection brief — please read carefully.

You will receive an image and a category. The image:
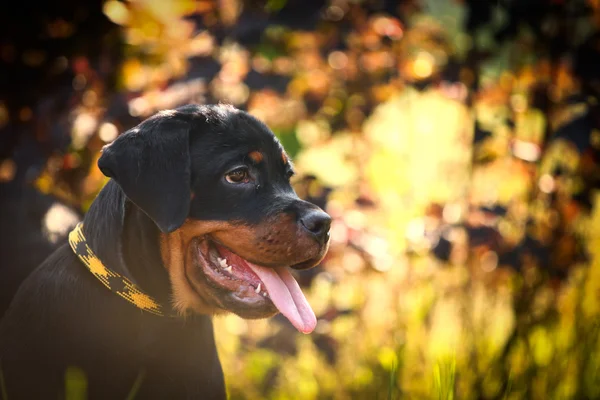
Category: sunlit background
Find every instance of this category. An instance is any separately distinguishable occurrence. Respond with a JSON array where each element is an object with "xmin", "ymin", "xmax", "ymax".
[{"xmin": 2, "ymin": 0, "xmax": 600, "ymax": 398}]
